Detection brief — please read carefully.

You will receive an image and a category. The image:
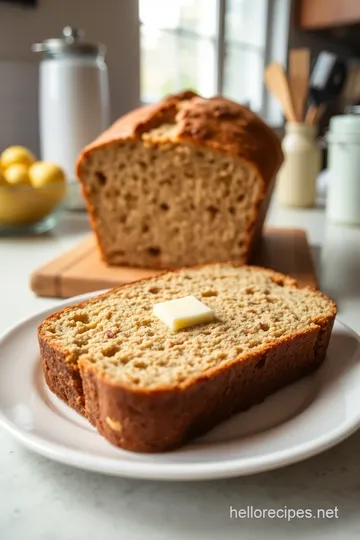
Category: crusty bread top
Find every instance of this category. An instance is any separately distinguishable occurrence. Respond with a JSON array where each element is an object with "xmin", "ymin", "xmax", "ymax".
[
  {"xmin": 76, "ymin": 91, "xmax": 283, "ymax": 189},
  {"xmin": 38, "ymin": 264, "xmax": 336, "ymax": 392}
]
